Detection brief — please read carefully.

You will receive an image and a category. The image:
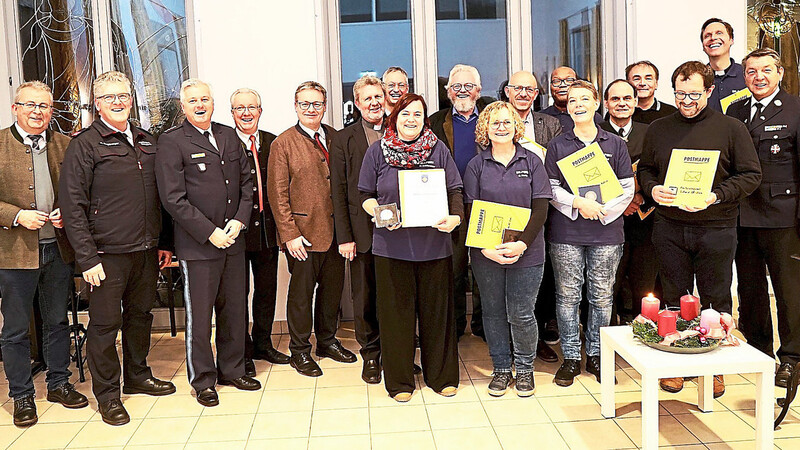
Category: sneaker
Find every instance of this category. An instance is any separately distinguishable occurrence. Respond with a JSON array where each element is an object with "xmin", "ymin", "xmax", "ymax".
[
  {"xmin": 515, "ymin": 372, "xmax": 535, "ymax": 397},
  {"xmin": 585, "ymin": 355, "xmax": 601, "ymax": 382},
  {"xmin": 554, "ymin": 359, "xmax": 581, "ymax": 387},
  {"xmin": 542, "ymin": 319, "xmax": 560, "ymax": 345},
  {"xmin": 487, "ymin": 372, "xmax": 513, "ymax": 397}
]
